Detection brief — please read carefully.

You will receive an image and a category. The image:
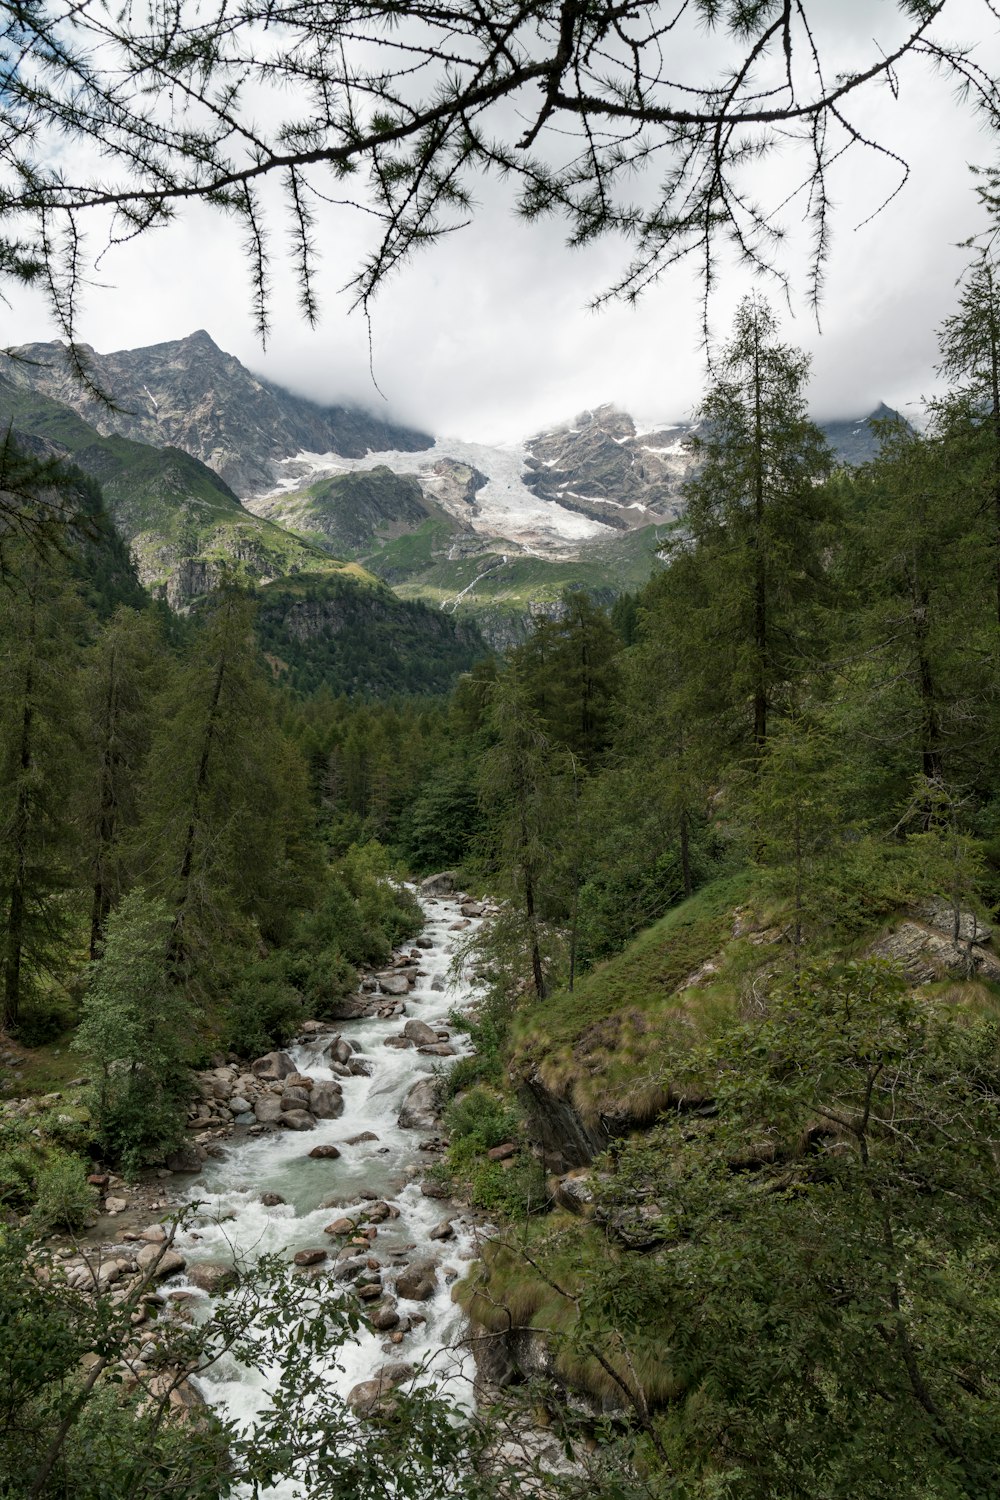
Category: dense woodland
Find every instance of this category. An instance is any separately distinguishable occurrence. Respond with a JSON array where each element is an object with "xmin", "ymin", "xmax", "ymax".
[{"xmin": 3, "ymin": 274, "xmax": 1000, "ymax": 1494}]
